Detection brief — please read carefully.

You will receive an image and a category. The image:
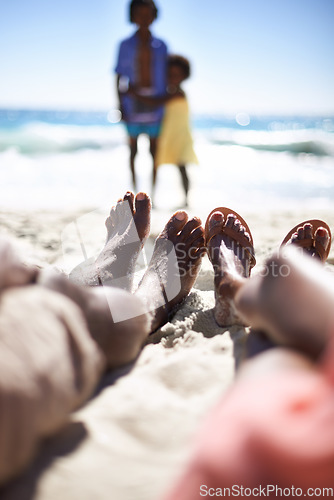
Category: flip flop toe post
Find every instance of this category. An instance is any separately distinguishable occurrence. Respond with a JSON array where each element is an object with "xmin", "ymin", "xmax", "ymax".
[
  {"xmin": 280, "ymin": 219, "xmax": 332, "ymax": 262},
  {"xmin": 205, "ymin": 207, "xmax": 256, "ymax": 270}
]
